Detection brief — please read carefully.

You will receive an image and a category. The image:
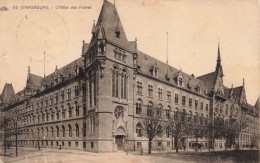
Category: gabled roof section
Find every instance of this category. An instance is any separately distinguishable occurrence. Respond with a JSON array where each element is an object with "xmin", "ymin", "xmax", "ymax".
[
  {"xmin": 197, "ymin": 71, "xmax": 217, "ymax": 93},
  {"xmin": 233, "ymin": 86, "xmax": 243, "ymax": 102},
  {"xmin": 26, "ymin": 73, "xmax": 43, "ymax": 91}
]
